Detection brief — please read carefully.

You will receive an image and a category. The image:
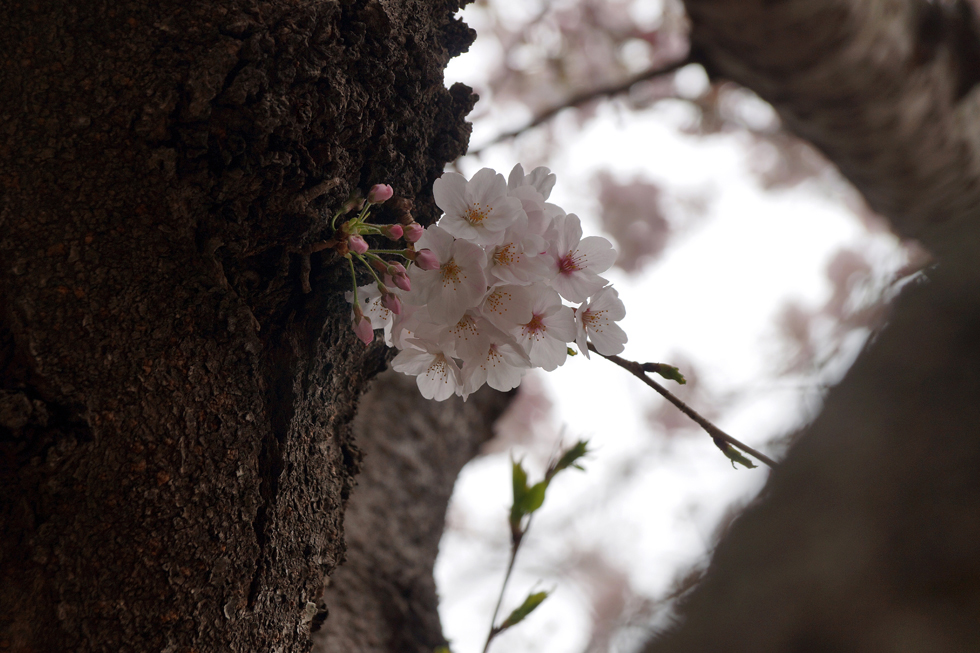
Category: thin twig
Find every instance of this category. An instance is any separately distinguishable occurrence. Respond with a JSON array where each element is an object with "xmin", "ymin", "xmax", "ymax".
[
  {"xmin": 482, "ymin": 530, "xmax": 525, "ymax": 653},
  {"xmin": 468, "ymin": 56, "xmax": 694, "ymax": 156},
  {"xmin": 588, "ymin": 343, "xmax": 778, "ymax": 469}
]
